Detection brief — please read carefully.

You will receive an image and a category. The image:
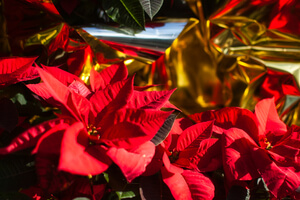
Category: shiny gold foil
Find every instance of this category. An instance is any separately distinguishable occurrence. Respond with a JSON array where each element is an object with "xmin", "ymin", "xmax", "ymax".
[
  {"xmin": 155, "ymin": 0, "xmax": 300, "ymax": 125},
  {"xmin": 163, "ymin": 18, "xmax": 267, "ymax": 113},
  {"xmin": 76, "ymin": 28, "xmax": 155, "ymax": 84}
]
